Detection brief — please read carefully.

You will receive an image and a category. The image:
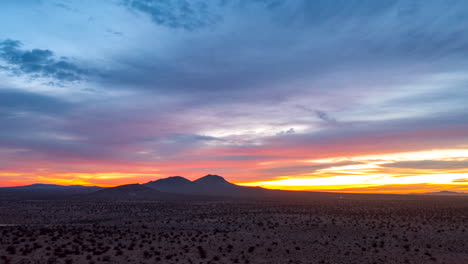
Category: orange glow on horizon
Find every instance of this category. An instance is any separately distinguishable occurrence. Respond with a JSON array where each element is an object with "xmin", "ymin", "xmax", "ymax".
[
  {"xmin": 237, "ymin": 148, "xmax": 468, "ymax": 193},
  {"xmin": 1, "ymin": 148, "xmax": 468, "ymax": 193},
  {"xmin": 237, "ymin": 173, "xmax": 468, "ymax": 193}
]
